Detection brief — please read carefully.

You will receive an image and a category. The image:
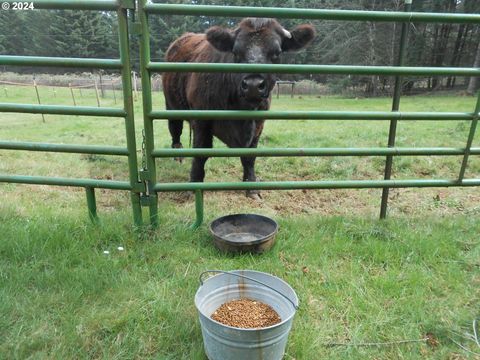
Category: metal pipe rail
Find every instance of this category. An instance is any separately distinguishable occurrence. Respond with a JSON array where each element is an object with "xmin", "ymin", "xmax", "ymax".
[
  {"xmin": 152, "ymin": 147, "xmax": 480, "ymax": 158},
  {"xmin": 0, "ymin": 1, "xmax": 143, "ymax": 226},
  {"xmin": 139, "ymin": 0, "xmax": 480, "ymax": 228},
  {"xmin": 0, "ymin": 141, "xmax": 129, "ymax": 156},
  {"xmin": 1, "ymin": 0, "xmax": 131, "ymax": 11},
  {"xmin": 137, "ymin": 0, "xmax": 159, "ymax": 226},
  {"xmin": 148, "ymin": 63, "xmax": 480, "ymax": 77},
  {"xmin": 0, "ymin": 55, "xmax": 122, "ymax": 69},
  {"xmin": 149, "ymin": 110, "xmax": 477, "ymax": 121},
  {"xmin": 381, "ymin": 0, "xmax": 412, "ymax": 219},
  {"xmin": 154, "ymin": 179, "xmax": 480, "ymax": 192},
  {"xmin": 145, "ymin": 3, "xmax": 480, "ymax": 24},
  {"xmin": 0, "ymin": 175, "xmax": 131, "ymax": 190},
  {"xmin": 0, "ymin": 103, "xmax": 126, "ymax": 117},
  {"xmin": 3, "ymin": 0, "xmax": 476, "ymax": 228}
]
